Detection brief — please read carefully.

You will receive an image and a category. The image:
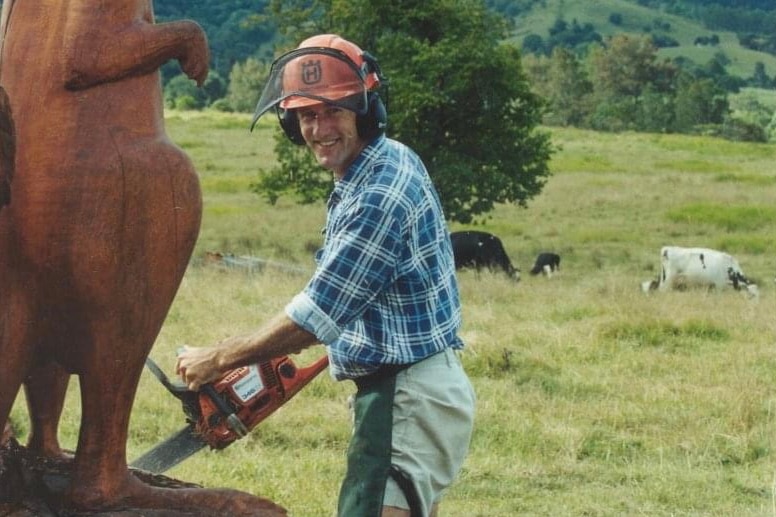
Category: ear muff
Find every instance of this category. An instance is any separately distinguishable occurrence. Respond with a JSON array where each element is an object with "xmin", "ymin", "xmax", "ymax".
[
  {"xmin": 356, "ymin": 92, "xmax": 387, "ymax": 141},
  {"xmin": 278, "ymin": 107, "xmax": 305, "ymax": 146},
  {"xmin": 279, "ymin": 92, "xmax": 388, "ymax": 146}
]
